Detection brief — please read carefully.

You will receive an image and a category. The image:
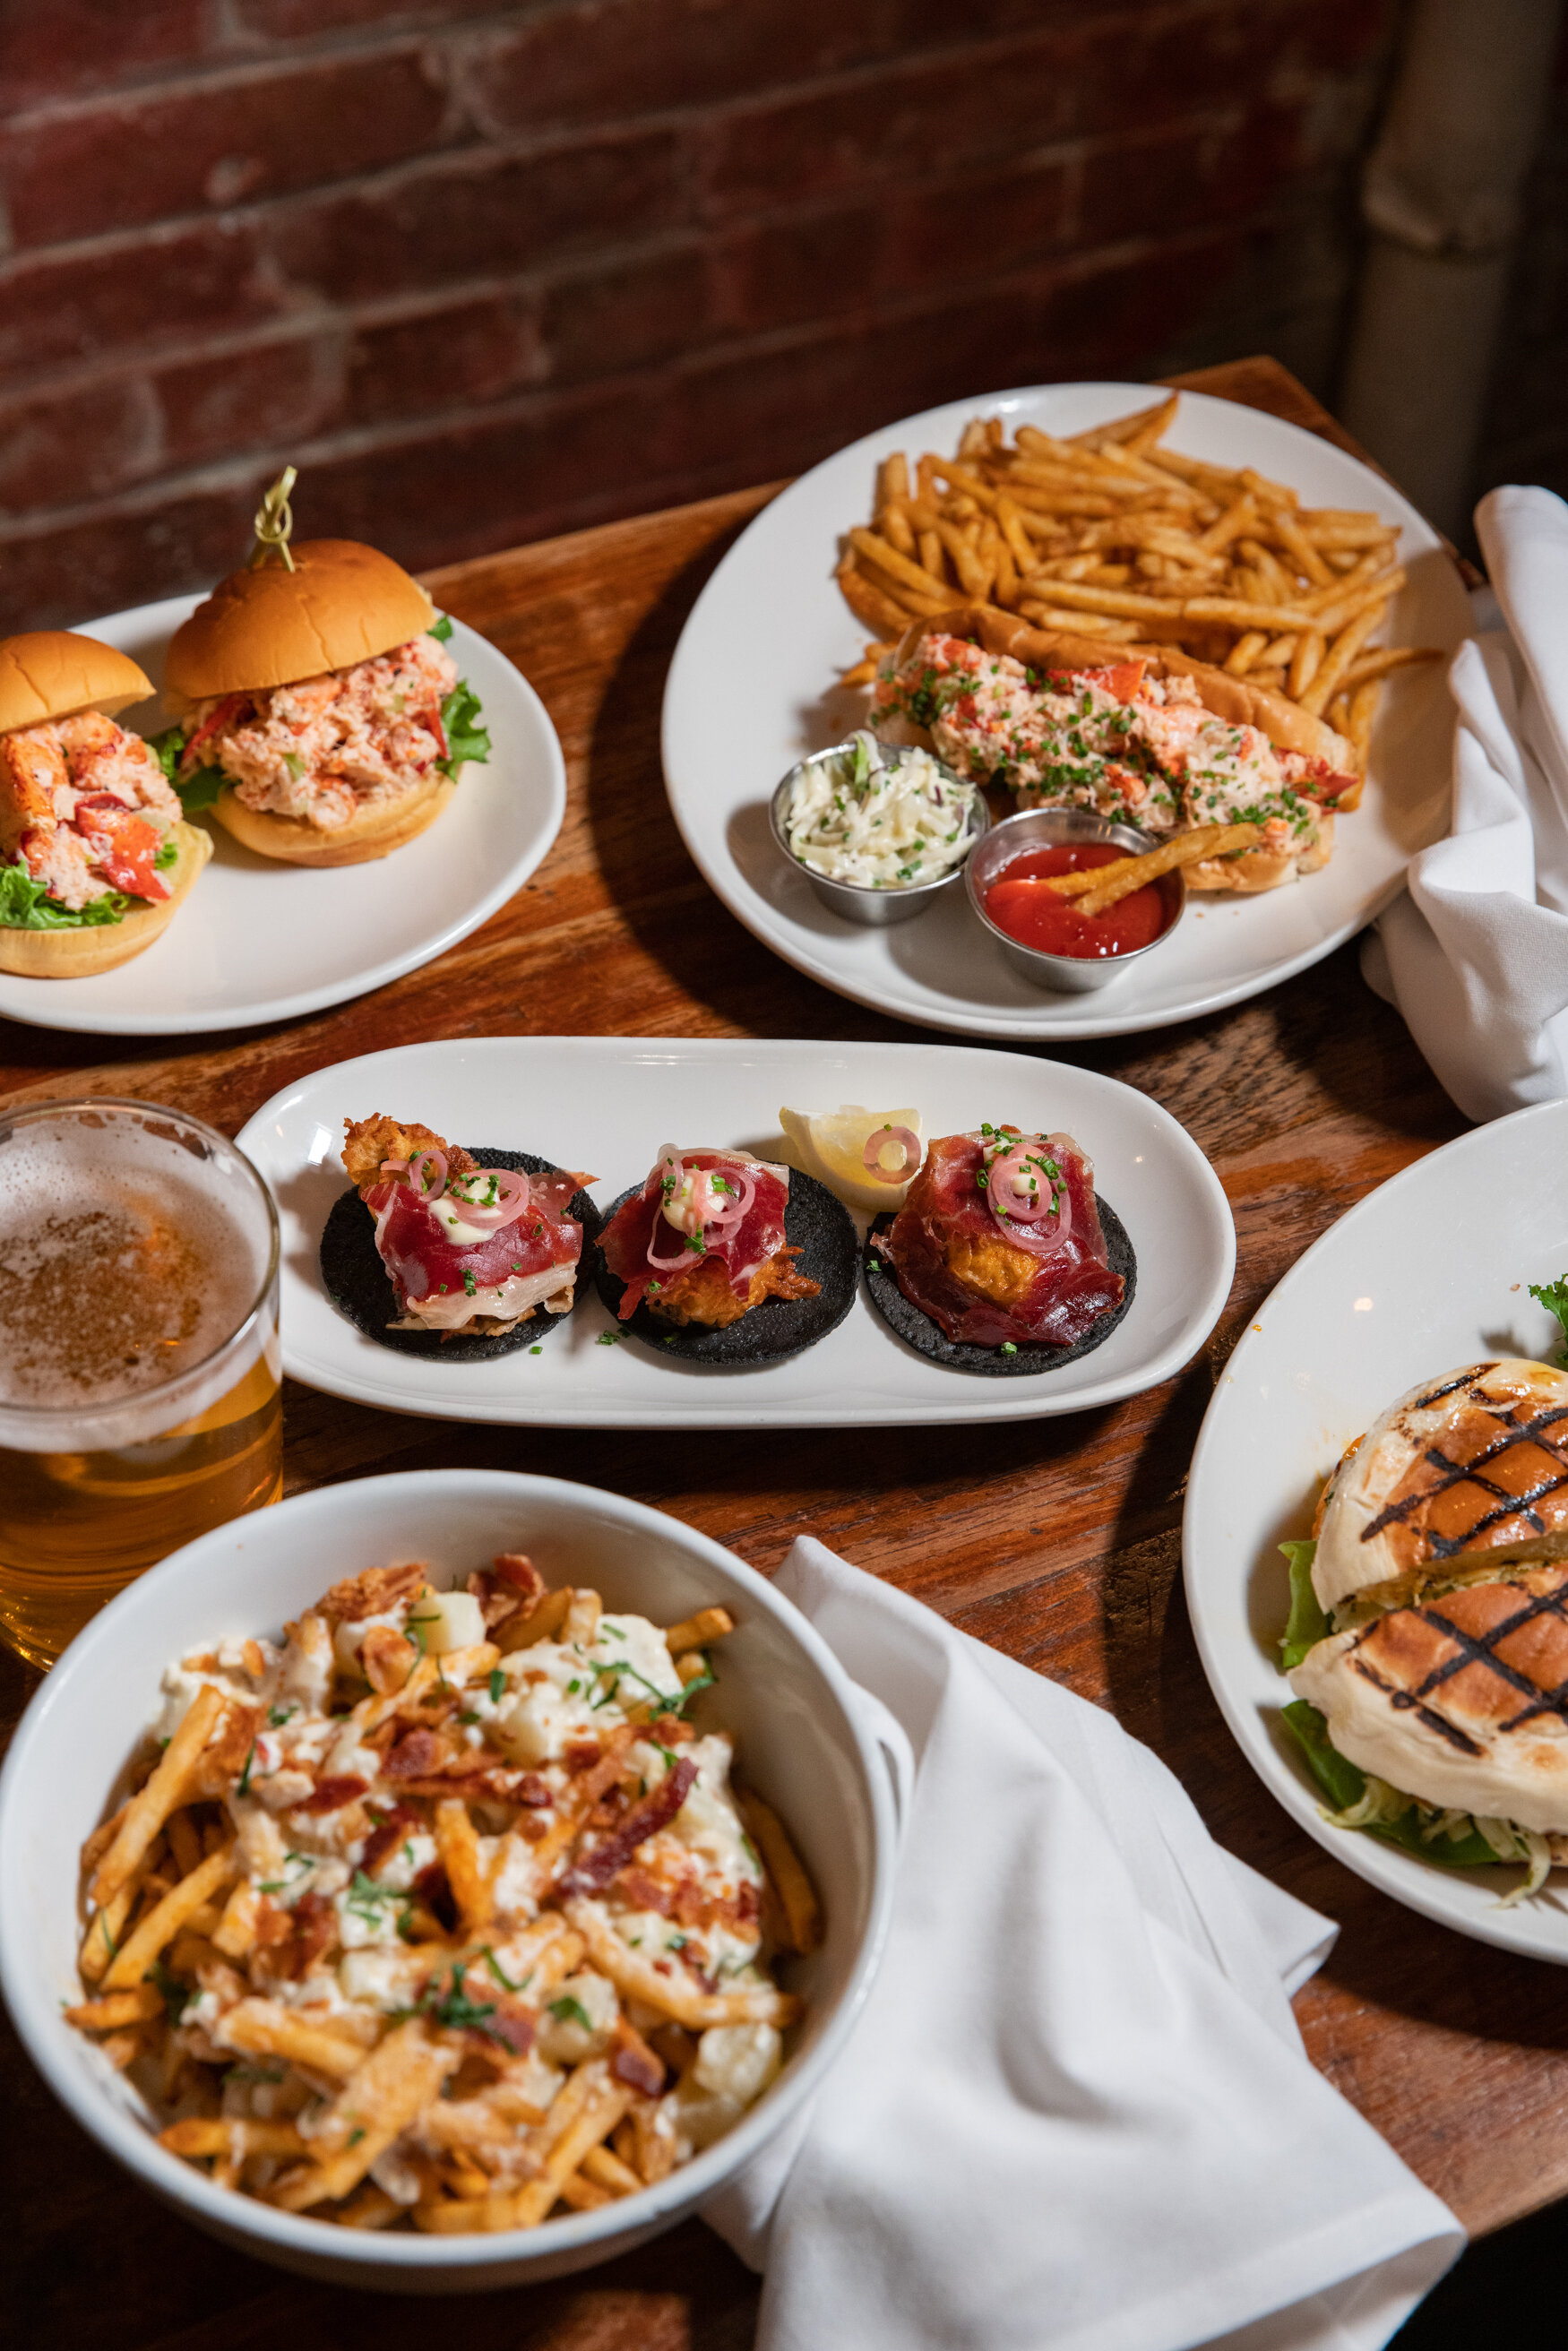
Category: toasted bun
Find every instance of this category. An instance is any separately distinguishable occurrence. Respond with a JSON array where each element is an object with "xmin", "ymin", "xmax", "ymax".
[
  {"xmin": 0, "ymin": 821, "xmax": 211, "ymax": 977},
  {"xmin": 0, "ymin": 632, "xmax": 152, "ymax": 734},
  {"xmin": 211, "ymin": 770, "xmax": 456, "ymax": 867},
  {"xmin": 887, "ymin": 606, "xmax": 1357, "ymax": 892},
  {"xmin": 164, "ymin": 540, "xmax": 437, "ymax": 701},
  {"xmin": 1311, "ymin": 1359, "xmax": 1568, "ymax": 1615},
  {"xmin": 1289, "ymin": 1563, "xmax": 1568, "ymax": 1833}
]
